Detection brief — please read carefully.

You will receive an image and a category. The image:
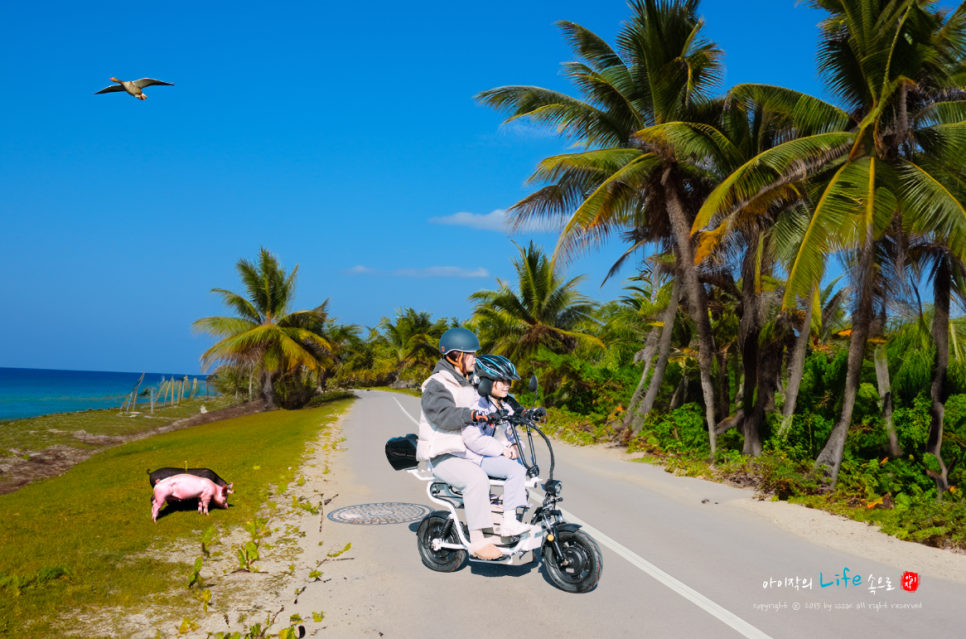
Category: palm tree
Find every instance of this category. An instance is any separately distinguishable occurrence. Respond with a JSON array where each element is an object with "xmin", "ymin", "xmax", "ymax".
[
  {"xmin": 612, "ymin": 263, "xmax": 675, "ymax": 428},
  {"xmin": 379, "ymin": 309, "xmax": 452, "ymax": 381},
  {"xmin": 692, "ymin": 0, "xmax": 966, "ymax": 485},
  {"xmin": 779, "ymin": 277, "xmax": 850, "ymax": 438},
  {"xmin": 470, "ymin": 242, "xmax": 601, "ymax": 364},
  {"xmin": 907, "ymin": 236, "xmax": 966, "ymax": 492},
  {"xmin": 478, "ymin": 0, "xmax": 728, "ymax": 456},
  {"xmin": 193, "ymin": 248, "xmax": 334, "ymax": 409}
]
